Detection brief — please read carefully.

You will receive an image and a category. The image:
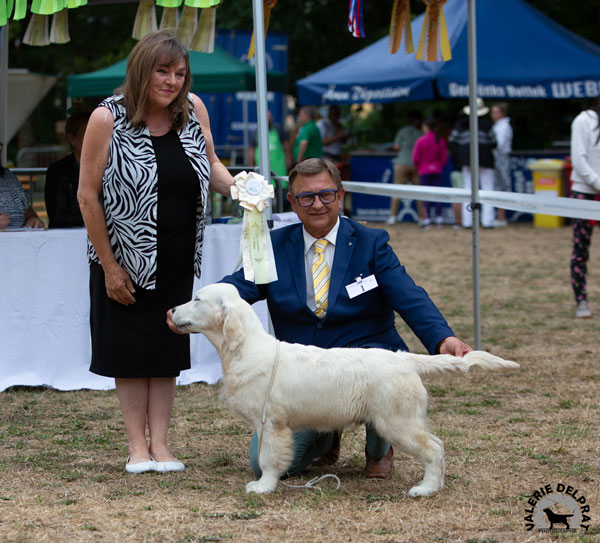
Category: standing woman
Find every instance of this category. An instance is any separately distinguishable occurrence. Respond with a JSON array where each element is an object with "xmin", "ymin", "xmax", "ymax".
[
  {"xmin": 412, "ymin": 118, "xmax": 448, "ymax": 229},
  {"xmin": 78, "ymin": 31, "xmax": 234, "ymax": 473},
  {"xmin": 570, "ymin": 98, "xmax": 600, "ymax": 319}
]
